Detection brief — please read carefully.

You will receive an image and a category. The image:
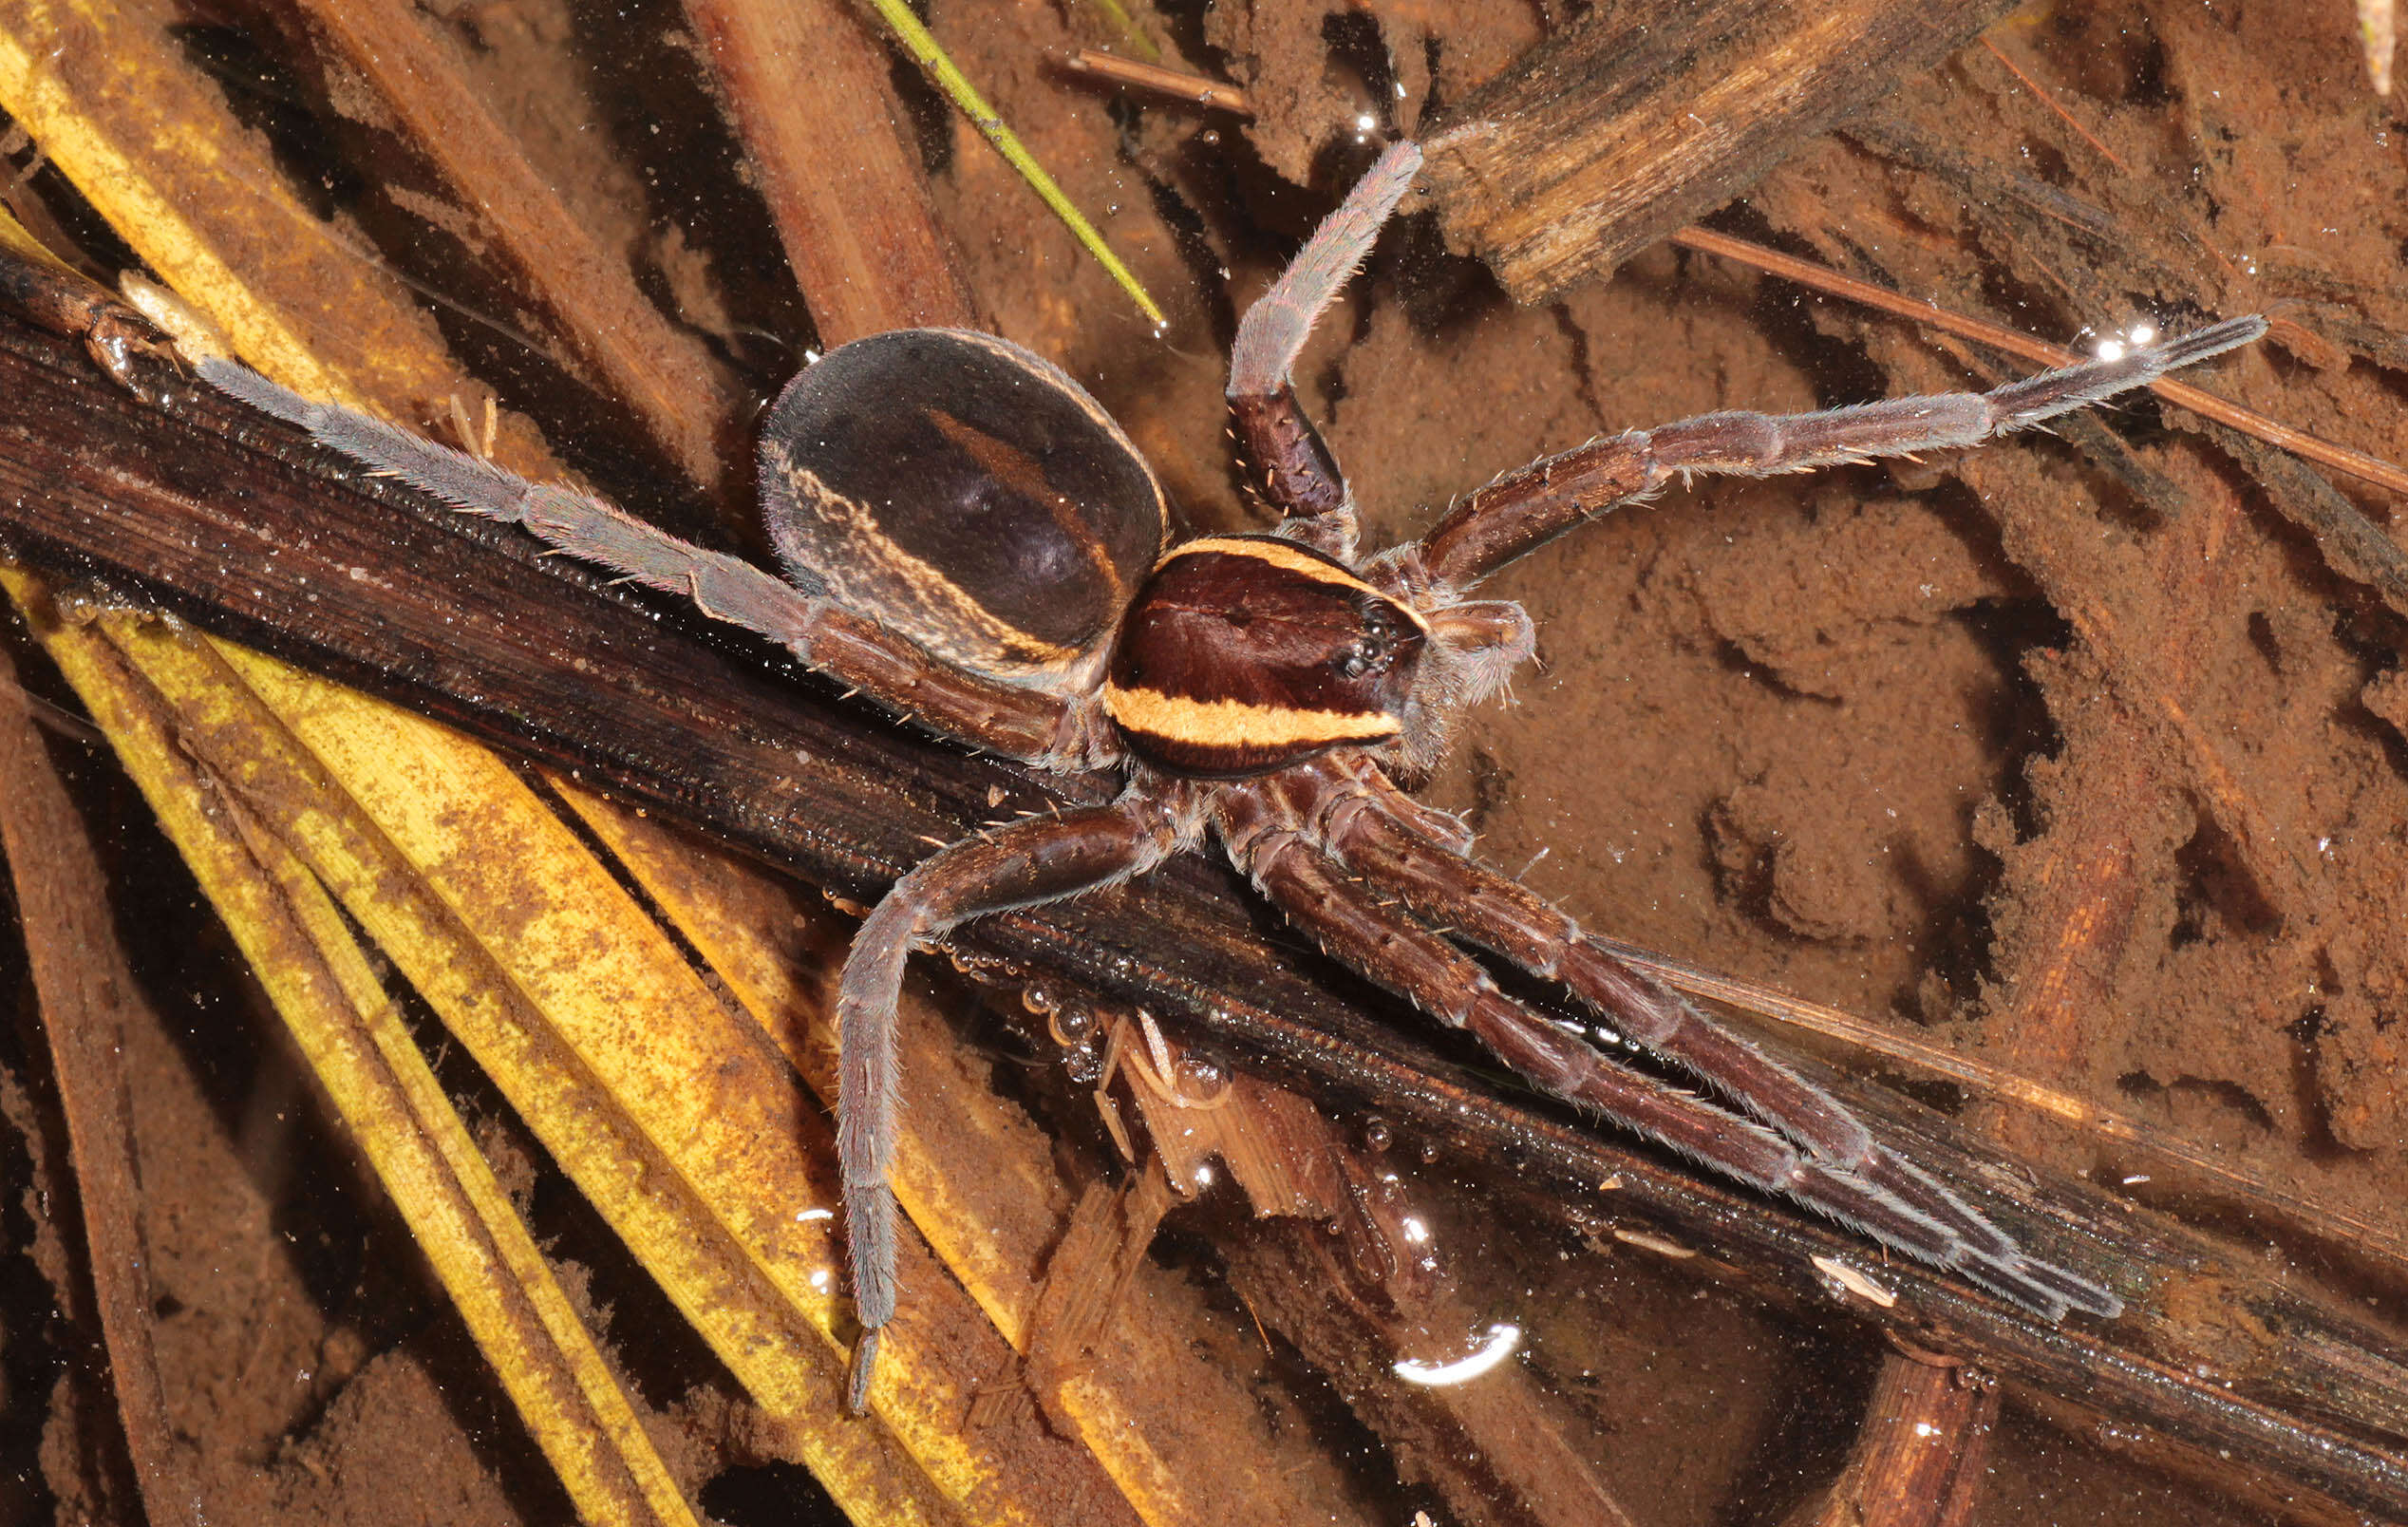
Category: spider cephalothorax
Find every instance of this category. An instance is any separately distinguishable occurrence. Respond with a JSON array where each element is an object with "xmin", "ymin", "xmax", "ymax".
[
  {"xmin": 201, "ymin": 137, "xmax": 2265, "ymax": 1416},
  {"xmin": 1105, "ymin": 531, "xmax": 1531, "ymax": 780}
]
